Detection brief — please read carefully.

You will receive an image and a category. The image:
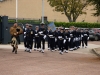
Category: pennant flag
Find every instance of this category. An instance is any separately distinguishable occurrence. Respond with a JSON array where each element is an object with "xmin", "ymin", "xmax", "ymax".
[{"xmin": 48, "ymin": 22, "xmax": 56, "ymax": 32}]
